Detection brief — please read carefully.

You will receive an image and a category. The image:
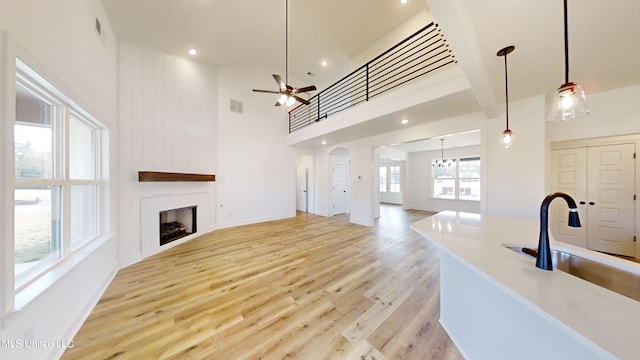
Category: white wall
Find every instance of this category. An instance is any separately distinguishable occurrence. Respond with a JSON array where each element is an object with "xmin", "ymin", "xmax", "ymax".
[
  {"xmin": 308, "ymin": 93, "xmax": 551, "ymax": 225},
  {"xmin": 546, "ymin": 84, "xmax": 640, "ymax": 143},
  {"xmin": 485, "ymin": 95, "xmax": 546, "ymax": 219},
  {"xmin": 406, "ymin": 145, "xmax": 481, "ymax": 213},
  {"xmin": 117, "ymin": 42, "xmax": 217, "ymax": 266},
  {"xmin": 216, "ymin": 61, "xmax": 296, "ymax": 228},
  {"xmin": 350, "ymin": 10, "xmax": 435, "ymax": 70},
  {"xmin": 0, "ymin": 1, "xmax": 119, "ymax": 359}
]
